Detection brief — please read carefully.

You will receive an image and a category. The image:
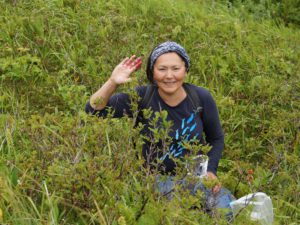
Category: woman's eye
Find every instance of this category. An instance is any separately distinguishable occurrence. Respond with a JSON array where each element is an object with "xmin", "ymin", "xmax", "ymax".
[{"xmin": 159, "ymin": 68, "xmax": 166, "ymax": 71}]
